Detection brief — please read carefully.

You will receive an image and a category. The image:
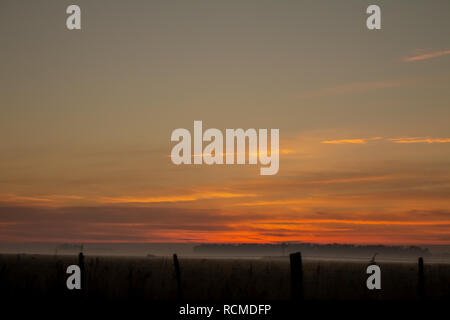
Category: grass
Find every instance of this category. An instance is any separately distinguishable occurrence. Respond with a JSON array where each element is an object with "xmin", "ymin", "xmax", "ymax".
[{"xmin": 0, "ymin": 254, "xmax": 448, "ymax": 301}]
